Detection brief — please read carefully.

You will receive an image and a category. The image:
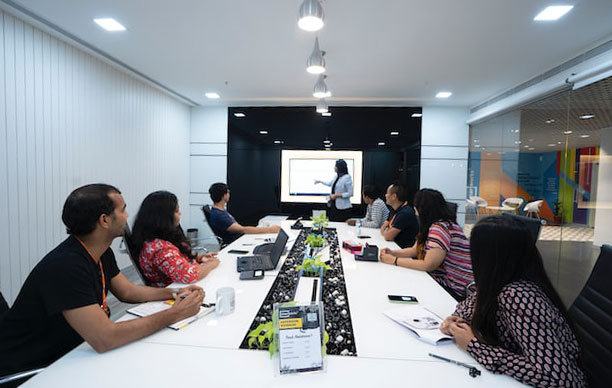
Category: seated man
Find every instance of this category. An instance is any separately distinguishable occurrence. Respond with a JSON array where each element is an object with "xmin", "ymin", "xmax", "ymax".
[
  {"xmin": 0, "ymin": 184, "xmax": 204, "ymax": 380},
  {"xmin": 380, "ymin": 182, "xmax": 419, "ymax": 248},
  {"xmin": 347, "ymin": 185, "xmax": 390, "ymax": 228},
  {"xmin": 207, "ymin": 183, "xmax": 280, "ymax": 245}
]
